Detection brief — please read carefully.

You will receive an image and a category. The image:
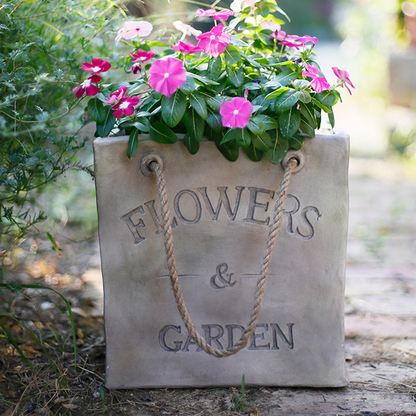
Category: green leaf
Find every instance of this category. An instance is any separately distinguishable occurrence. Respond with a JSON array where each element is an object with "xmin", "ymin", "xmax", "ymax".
[
  {"xmin": 251, "ymin": 131, "xmax": 272, "ymax": 151},
  {"xmin": 274, "ymin": 89, "xmax": 300, "ymax": 114},
  {"xmin": 316, "ymin": 90, "xmax": 338, "ymax": 108},
  {"xmin": 220, "ymin": 127, "xmax": 239, "ymax": 145},
  {"xmin": 206, "ymin": 108, "xmax": 223, "ymax": 132},
  {"xmin": 189, "ymin": 72, "xmax": 220, "ymax": 85},
  {"xmin": 274, "ymin": 89, "xmax": 301, "ymax": 114},
  {"xmin": 127, "ymin": 129, "xmax": 140, "ymax": 159},
  {"xmin": 288, "ymin": 134, "xmax": 305, "ymax": 150},
  {"xmin": 247, "ymin": 117, "xmax": 266, "ymax": 135},
  {"xmin": 179, "ymin": 75, "xmax": 196, "ymax": 93},
  {"xmin": 298, "ymin": 90, "xmax": 312, "ymax": 104},
  {"xmin": 206, "ymin": 95, "xmax": 231, "ymax": 111},
  {"xmin": 245, "ymin": 143, "xmax": 264, "ymax": 162},
  {"xmin": 208, "ymin": 56, "xmax": 222, "ymax": 80},
  {"xmin": 183, "ymin": 108, "xmax": 205, "ymax": 142},
  {"xmin": 265, "ymin": 87, "xmax": 289, "ymax": 101},
  {"xmin": 329, "ymin": 111, "xmax": 335, "ymax": 128},
  {"xmin": 217, "ymin": 141, "xmax": 239, "ymax": 162},
  {"xmin": 252, "ymin": 95, "xmax": 270, "ymax": 112},
  {"xmin": 256, "ymin": 114, "xmax": 279, "ymax": 130},
  {"xmin": 299, "ymin": 103, "xmax": 316, "ymax": 129},
  {"xmin": 265, "ymin": 70, "xmax": 297, "ymax": 88},
  {"xmin": 189, "ymin": 92, "xmax": 208, "ymax": 120},
  {"xmin": 266, "ymin": 130, "xmax": 289, "ymax": 164},
  {"xmin": 257, "ymin": 30, "xmax": 274, "ymax": 46},
  {"xmin": 235, "ymin": 128, "xmax": 251, "ymax": 147},
  {"xmin": 134, "ymin": 118, "xmax": 150, "ymax": 132},
  {"xmin": 95, "ymin": 106, "xmax": 116, "ymax": 138},
  {"xmin": 149, "ymin": 122, "xmax": 178, "ymax": 143},
  {"xmin": 161, "ymin": 89, "xmax": 187, "ymax": 128},
  {"xmin": 279, "ymin": 108, "xmax": 301, "ymax": 139},
  {"xmin": 47, "ymin": 233, "xmax": 62, "ymax": 253},
  {"xmin": 88, "ymin": 97, "xmax": 106, "ymax": 123},
  {"xmin": 300, "ymin": 120, "xmax": 315, "ymax": 137},
  {"xmin": 226, "ymin": 66, "xmax": 244, "ymax": 87},
  {"xmin": 224, "ymin": 44, "xmax": 242, "ymax": 66},
  {"xmin": 311, "ymin": 97, "xmax": 331, "ymax": 113},
  {"xmin": 183, "ymin": 133, "xmax": 200, "ymax": 155}
]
